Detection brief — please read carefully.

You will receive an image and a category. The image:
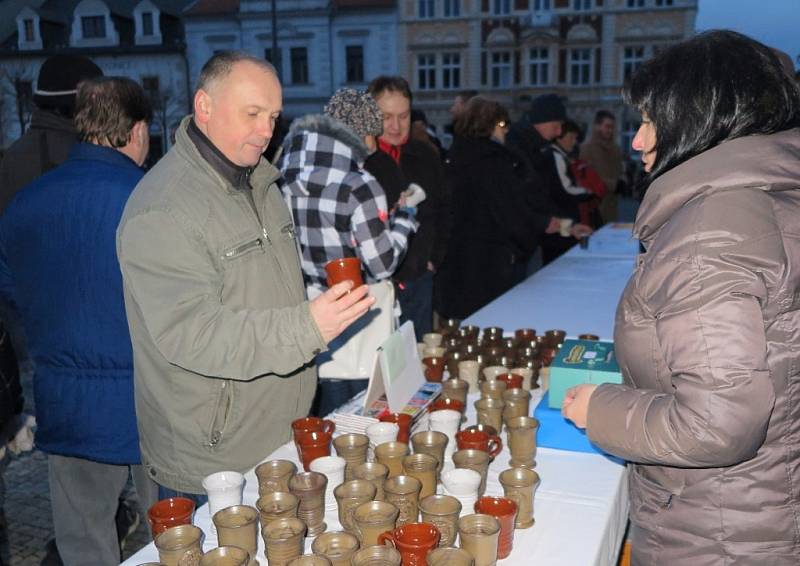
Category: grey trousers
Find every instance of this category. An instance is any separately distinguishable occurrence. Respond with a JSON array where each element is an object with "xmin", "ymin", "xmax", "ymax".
[{"xmin": 48, "ymin": 454, "xmax": 159, "ymax": 566}]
